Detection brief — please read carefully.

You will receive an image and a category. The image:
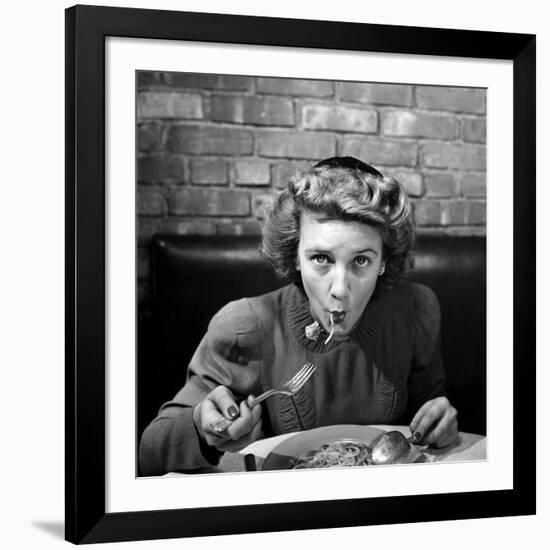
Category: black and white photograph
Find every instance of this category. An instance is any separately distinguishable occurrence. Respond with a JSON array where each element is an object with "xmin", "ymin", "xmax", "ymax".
[
  {"xmin": 136, "ymin": 72, "xmax": 488, "ymax": 477},
  {"xmin": 63, "ymin": 5, "xmax": 536, "ymax": 543},
  {"xmin": 1, "ymin": 1, "xmax": 540, "ymax": 549}
]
